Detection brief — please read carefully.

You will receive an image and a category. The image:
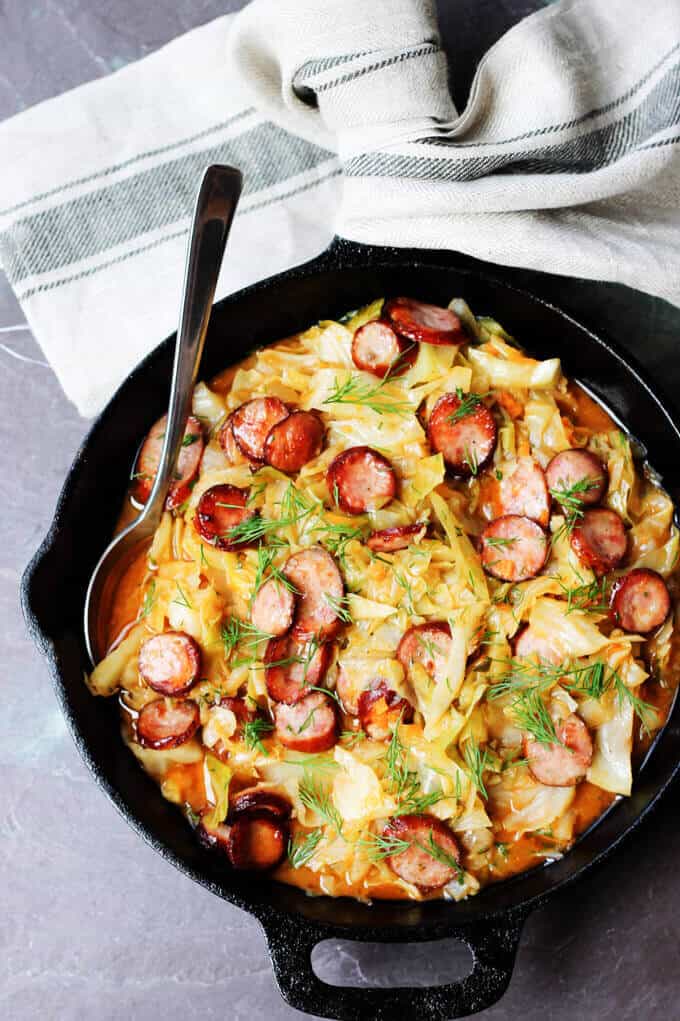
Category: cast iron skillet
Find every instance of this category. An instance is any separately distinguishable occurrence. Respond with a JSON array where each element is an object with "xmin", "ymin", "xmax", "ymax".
[{"xmin": 21, "ymin": 238, "xmax": 680, "ymax": 1019}]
